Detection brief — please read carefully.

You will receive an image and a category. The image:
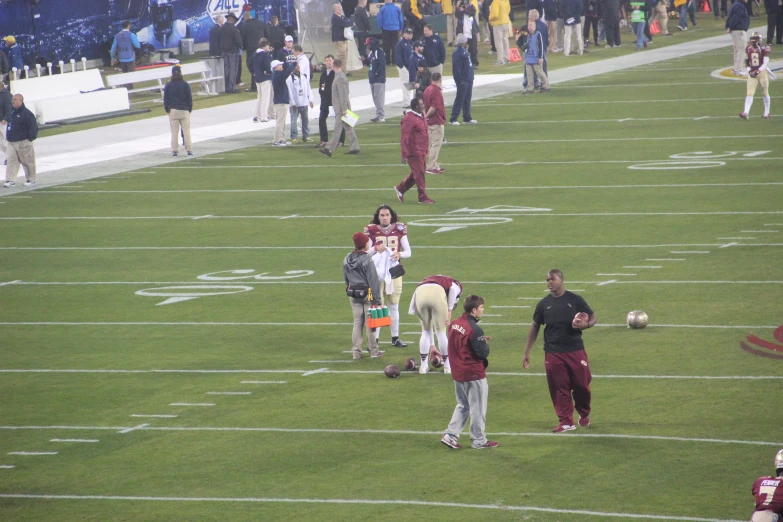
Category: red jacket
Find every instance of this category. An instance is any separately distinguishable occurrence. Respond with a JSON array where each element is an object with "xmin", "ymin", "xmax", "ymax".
[
  {"xmin": 422, "ymin": 84, "xmax": 445, "ymax": 125},
  {"xmin": 448, "ymin": 313, "xmax": 490, "ymax": 383},
  {"xmin": 400, "ymin": 110, "xmax": 428, "ymax": 158}
]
